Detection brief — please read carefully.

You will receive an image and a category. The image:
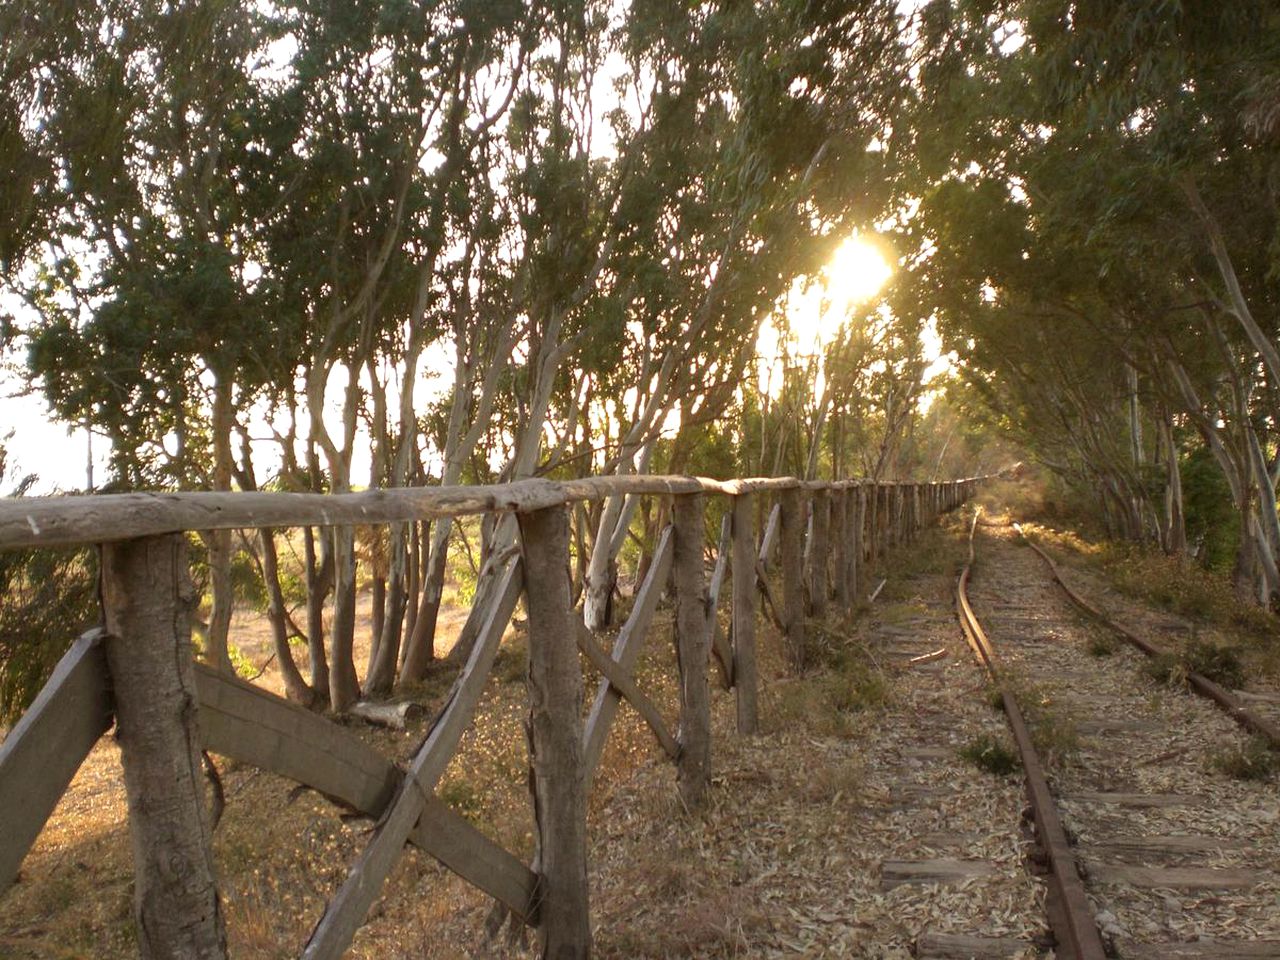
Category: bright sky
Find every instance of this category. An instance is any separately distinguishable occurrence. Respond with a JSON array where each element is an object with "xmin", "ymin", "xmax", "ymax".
[{"xmin": 1, "ymin": 229, "xmax": 956, "ymax": 492}]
